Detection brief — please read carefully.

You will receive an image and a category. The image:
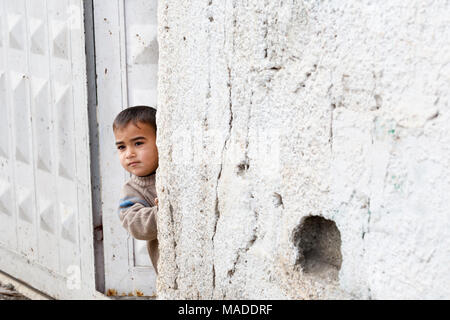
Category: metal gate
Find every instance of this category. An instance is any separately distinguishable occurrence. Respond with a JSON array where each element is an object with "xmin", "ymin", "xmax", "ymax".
[
  {"xmin": 0, "ymin": 0, "xmax": 98, "ymax": 299},
  {"xmin": 93, "ymin": 0, "xmax": 159, "ymax": 297},
  {"xmin": 0, "ymin": 0, "xmax": 158, "ymax": 299}
]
